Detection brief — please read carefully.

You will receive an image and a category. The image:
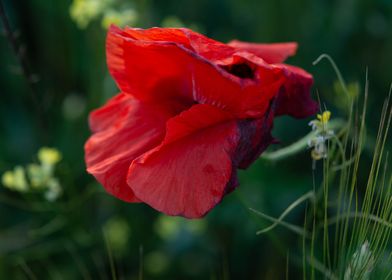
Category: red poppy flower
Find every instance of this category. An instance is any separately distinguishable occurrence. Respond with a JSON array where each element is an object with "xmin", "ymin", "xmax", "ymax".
[{"xmin": 84, "ymin": 26, "xmax": 318, "ymax": 218}]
